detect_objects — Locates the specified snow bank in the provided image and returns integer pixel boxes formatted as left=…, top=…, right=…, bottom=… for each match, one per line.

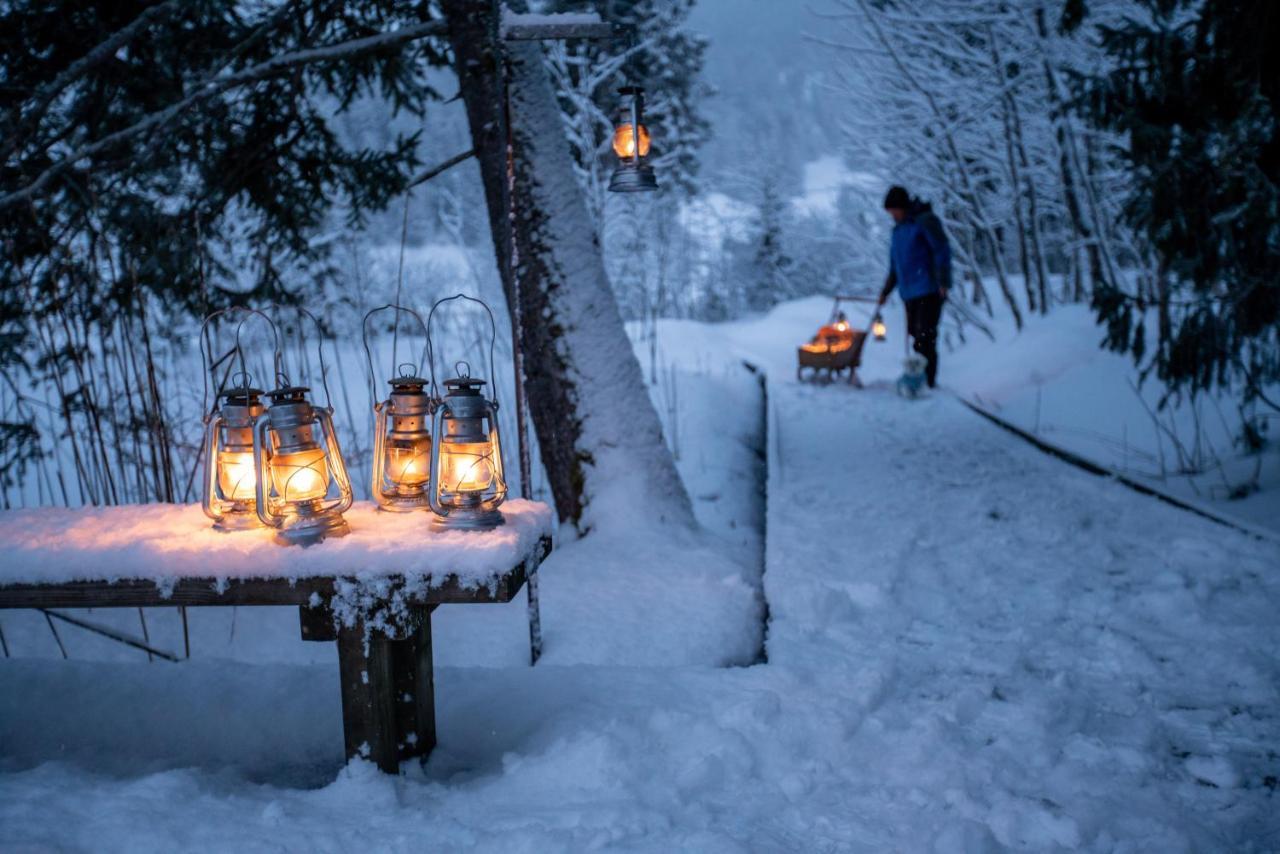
left=4, top=301, right=1278, bottom=851
left=0, top=500, right=552, bottom=588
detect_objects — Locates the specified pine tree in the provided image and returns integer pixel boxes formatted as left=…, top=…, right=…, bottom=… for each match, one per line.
left=1077, top=0, right=1280, bottom=411
left=0, top=0, right=448, bottom=498
left=745, top=177, right=794, bottom=313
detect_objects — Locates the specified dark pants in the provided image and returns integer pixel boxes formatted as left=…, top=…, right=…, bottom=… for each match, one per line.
left=905, top=292, right=943, bottom=387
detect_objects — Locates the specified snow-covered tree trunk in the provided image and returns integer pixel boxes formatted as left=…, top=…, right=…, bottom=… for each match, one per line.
left=442, top=0, right=694, bottom=532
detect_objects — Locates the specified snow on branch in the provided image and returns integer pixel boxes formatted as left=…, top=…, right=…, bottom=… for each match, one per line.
left=500, top=9, right=622, bottom=41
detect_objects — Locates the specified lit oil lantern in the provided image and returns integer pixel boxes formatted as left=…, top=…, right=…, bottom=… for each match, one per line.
left=372, top=372, right=435, bottom=512
left=252, top=383, right=353, bottom=546
left=199, top=307, right=281, bottom=531
left=364, top=305, right=435, bottom=512
left=202, top=382, right=266, bottom=530
left=608, top=85, right=658, bottom=193
left=428, top=367, right=507, bottom=530
left=872, top=312, right=888, bottom=342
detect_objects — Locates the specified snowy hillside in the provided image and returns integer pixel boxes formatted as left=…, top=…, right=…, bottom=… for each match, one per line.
left=3, top=304, right=1277, bottom=851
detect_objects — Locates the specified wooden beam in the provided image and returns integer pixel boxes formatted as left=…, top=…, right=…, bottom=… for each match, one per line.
left=0, top=536, right=550, bottom=610
left=502, top=21, right=626, bottom=41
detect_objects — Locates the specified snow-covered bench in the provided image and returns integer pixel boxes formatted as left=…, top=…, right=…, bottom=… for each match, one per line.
left=0, top=500, right=553, bottom=774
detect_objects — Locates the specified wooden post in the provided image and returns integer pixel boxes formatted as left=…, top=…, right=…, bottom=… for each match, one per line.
left=332, top=607, right=436, bottom=774
left=391, top=608, right=436, bottom=762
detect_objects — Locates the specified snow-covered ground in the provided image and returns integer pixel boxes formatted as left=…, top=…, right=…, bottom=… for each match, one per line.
left=3, top=299, right=1278, bottom=851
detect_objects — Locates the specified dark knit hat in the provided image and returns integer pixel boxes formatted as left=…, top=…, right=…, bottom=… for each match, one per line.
left=883, top=185, right=910, bottom=210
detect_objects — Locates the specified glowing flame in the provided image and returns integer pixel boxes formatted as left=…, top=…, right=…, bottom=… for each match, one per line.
left=612, top=122, right=651, bottom=159
left=270, top=447, right=329, bottom=502
left=217, top=451, right=257, bottom=501
left=439, top=442, right=496, bottom=494
left=387, top=439, right=431, bottom=487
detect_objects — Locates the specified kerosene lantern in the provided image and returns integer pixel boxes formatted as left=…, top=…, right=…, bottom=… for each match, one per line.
left=428, top=366, right=507, bottom=530
left=200, top=307, right=281, bottom=531
left=364, top=304, right=435, bottom=511
left=608, top=85, right=658, bottom=193
left=872, top=312, right=888, bottom=342
left=252, top=380, right=354, bottom=546
left=202, top=381, right=267, bottom=529
left=423, top=294, right=507, bottom=530
left=370, top=371, right=435, bottom=511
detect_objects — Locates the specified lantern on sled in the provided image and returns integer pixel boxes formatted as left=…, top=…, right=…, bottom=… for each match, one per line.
left=872, top=312, right=887, bottom=342
left=364, top=305, right=436, bottom=512
left=608, top=86, right=658, bottom=193
left=425, top=295, right=508, bottom=531
left=252, top=381, right=354, bottom=546
left=200, top=308, right=282, bottom=531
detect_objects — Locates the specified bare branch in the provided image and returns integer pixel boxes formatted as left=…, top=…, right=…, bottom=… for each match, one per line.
left=406, top=148, right=475, bottom=189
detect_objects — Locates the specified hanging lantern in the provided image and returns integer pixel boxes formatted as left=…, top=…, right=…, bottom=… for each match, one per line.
left=608, top=85, right=658, bottom=193
left=252, top=383, right=354, bottom=546
left=202, top=383, right=267, bottom=530
left=428, top=368, right=507, bottom=530
left=872, top=312, right=888, bottom=342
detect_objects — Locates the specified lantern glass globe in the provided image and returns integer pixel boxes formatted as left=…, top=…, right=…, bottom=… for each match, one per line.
left=386, top=437, right=432, bottom=488
left=612, top=122, right=651, bottom=159
left=270, top=447, right=330, bottom=502
left=217, top=450, right=257, bottom=500
left=440, top=442, right=497, bottom=494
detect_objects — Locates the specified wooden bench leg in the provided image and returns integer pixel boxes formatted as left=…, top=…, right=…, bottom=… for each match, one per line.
left=391, top=607, right=436, bottom=764
left=333, top=606, right=436, bottom=774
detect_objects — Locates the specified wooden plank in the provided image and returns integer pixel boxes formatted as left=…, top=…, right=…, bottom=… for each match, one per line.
left=0, top=537, right=550, bottom=610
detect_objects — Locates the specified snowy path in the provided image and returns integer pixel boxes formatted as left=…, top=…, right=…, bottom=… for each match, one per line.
left=3, top=368, right=1278, bottom=851
left=764, top=382, right=1280, bottom=848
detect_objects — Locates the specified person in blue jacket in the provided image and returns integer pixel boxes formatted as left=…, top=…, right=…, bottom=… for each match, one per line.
left=877, top=185, right=951, bottom=388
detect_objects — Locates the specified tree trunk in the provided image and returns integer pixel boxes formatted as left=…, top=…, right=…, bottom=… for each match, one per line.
left=441, top=0, right=694, bottom=532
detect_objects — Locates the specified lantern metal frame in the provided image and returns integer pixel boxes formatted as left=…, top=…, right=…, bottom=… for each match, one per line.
left=251, top=308, right=354, bottom=547
left=200, top=308, right=283, bottom=531
left=424, top=294, right=508, bottom=531
left=608, top=85, right=658, bottom=193
left=363, top=304, right=436, bottom=512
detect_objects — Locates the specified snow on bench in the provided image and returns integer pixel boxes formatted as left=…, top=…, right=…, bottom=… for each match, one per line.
left=0, top=499, right=553, bottom=591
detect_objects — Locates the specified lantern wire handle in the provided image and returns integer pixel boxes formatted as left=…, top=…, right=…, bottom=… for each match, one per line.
left=294, top=306, right=336, bottom=411
left=199, top=307, right=282, bottom=420
left=361, top=304, right=431, bottom=407
left=425, top=293, right=498, bottom=400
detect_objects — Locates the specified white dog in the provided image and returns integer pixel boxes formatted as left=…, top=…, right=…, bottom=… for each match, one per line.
left=896, top=355, right=928, bottom=398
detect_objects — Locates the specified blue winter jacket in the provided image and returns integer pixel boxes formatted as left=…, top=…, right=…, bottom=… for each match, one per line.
left=881, top=202, right=952, bottom=302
